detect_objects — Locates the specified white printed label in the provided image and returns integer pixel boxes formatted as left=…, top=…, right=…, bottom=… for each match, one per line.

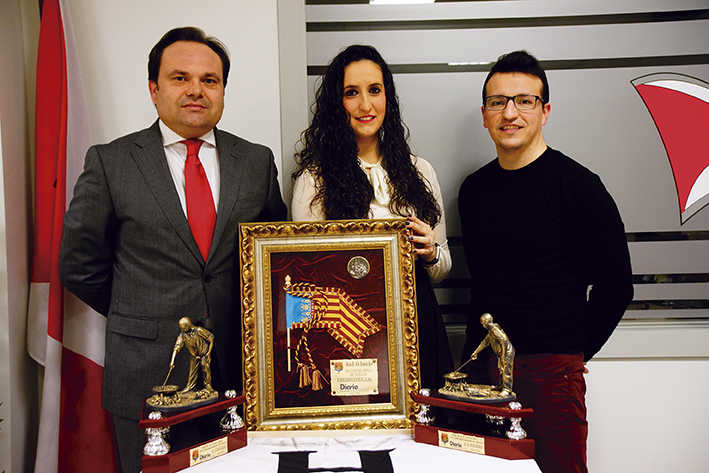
left=330, top=358, right=379, bottom=396
left=189, top=436, right=228, bottom=466
left=438, top=430, right=485, bottom=455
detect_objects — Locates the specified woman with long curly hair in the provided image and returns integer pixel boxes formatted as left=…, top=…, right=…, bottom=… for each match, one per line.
left=292, top=45, right=453, bottom=388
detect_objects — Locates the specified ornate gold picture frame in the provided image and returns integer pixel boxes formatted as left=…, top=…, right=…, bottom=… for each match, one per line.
left=239, top=219, right=420, bottom=431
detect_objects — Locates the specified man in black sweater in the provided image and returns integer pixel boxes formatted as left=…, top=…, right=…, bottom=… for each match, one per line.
left=458, top=51, right=633, bottom=473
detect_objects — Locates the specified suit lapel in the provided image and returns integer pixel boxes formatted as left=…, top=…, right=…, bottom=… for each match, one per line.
left=208, top=128, right=244, bottom=262
left=131, top=121, right=203, bottom=264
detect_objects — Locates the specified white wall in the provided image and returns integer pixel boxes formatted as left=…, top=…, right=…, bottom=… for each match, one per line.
left=586, top=322, right=709, bottom=472
left=587, top=357, right=709, bottom=473
left=0, top=0, right=35, bottom=472
left=65, top=0, right=285, bottom=176
left=276, top=0, right=309, bottom=209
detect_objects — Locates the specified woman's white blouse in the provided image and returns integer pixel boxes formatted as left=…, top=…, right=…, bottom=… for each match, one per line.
left=291, top=156, right=452, bottom=283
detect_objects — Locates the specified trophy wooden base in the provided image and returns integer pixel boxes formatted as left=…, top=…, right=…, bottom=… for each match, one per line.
left=414, top=424, right=534, bottom=460
left=141, top=428, right=246, bottom=473
left=412, top=392, right=535, bottom=460
left=140, top=394, right=247, bottom=472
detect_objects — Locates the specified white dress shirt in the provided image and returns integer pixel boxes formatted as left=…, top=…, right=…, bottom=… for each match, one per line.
left=159, top=120, right=220, bottom=216
left=358, top=157, right=393, bottom=218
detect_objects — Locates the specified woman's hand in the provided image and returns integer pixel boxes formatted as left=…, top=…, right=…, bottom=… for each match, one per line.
left=407, top=216, right=437, bottom=263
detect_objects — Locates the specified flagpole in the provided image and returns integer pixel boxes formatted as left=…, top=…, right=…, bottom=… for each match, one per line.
left=287, top=327, right=292, bottom=372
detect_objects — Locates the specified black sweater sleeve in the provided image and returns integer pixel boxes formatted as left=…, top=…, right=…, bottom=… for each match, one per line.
left=569, top=172, right=634, bottom=360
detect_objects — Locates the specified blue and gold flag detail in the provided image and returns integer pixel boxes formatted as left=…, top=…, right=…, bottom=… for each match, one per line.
left=286, top=293, right=312, bottom=328
left=286, top=281, right=382, bottom=357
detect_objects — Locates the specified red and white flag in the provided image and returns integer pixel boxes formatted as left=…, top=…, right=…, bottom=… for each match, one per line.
left=28, top=0, right=117, bottom=471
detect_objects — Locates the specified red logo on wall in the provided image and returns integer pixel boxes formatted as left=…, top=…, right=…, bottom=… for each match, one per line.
left=632, top=73, right=709, bottom=223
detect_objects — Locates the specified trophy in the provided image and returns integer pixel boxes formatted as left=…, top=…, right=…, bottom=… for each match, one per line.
left=411, top=314, right=535, bottom=461
left=146, top=317, right=218, bottom=411
left=140, top=317, right=247, bottom=473
left=438, top=313, right=515, bottom=403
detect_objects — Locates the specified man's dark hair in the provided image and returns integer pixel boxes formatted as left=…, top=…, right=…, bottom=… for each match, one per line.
left=482, top=50, right=549, bottom=105
left=148, top=26, right=230, bottom=86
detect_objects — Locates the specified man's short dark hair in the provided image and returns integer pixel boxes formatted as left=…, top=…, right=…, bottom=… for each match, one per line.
left=148, top=26, right=230, bottom=87
left=482, top=50, right=549, bottom=105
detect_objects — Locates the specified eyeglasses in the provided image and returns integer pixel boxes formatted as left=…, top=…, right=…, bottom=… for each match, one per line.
left=484, top=94, right=543, bottom=111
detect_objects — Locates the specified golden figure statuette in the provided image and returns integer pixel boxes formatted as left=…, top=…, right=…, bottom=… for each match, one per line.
left=146, top=317, right=219, bottom=411
left=438, top=313, right=516, bottom=404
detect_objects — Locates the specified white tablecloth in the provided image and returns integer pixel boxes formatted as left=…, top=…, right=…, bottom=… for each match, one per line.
left=186, top=432, right=541, bottom=472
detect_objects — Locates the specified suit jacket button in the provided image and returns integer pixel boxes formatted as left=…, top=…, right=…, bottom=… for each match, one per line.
left=204, top=274, right=213, bottom=283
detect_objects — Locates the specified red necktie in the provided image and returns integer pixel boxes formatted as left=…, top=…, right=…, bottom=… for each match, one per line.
left=182, top=139, right=216, bottom=261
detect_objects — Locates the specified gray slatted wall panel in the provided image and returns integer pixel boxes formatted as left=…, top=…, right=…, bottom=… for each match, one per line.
left=304, top=1, right=709, bottom=356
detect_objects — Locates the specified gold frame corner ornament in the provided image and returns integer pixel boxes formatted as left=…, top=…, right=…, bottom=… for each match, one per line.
left=239, top=219, right=420, bottom=431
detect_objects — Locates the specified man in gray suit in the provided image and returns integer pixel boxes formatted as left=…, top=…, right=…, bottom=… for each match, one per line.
left=59, top=27, right=286, bottom=473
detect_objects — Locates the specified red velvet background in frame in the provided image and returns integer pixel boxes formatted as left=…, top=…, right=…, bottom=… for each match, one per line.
left=270, top=249, right=391, bottom=408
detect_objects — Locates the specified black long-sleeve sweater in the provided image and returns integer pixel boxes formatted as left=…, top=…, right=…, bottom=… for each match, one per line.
left=458, top=147, right=633, bottom=362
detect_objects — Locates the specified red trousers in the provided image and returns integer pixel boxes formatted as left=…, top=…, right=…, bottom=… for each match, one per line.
left=513, top=353, right=588, bottom=473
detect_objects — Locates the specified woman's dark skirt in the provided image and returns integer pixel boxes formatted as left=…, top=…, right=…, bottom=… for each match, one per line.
left=414, top=260, right=453, bottom=390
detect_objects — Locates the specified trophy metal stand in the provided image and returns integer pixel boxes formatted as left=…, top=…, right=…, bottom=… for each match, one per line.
left=412, top=389, right=535, bottom=460
left=140, top=391, right=247, bottom=473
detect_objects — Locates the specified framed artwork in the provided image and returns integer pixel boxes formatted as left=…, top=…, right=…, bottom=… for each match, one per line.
left=239, top=219, right=420, bottom=430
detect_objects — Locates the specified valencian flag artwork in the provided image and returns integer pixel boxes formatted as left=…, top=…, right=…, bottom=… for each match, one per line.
left=284, top=275, right=384, bottom=391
